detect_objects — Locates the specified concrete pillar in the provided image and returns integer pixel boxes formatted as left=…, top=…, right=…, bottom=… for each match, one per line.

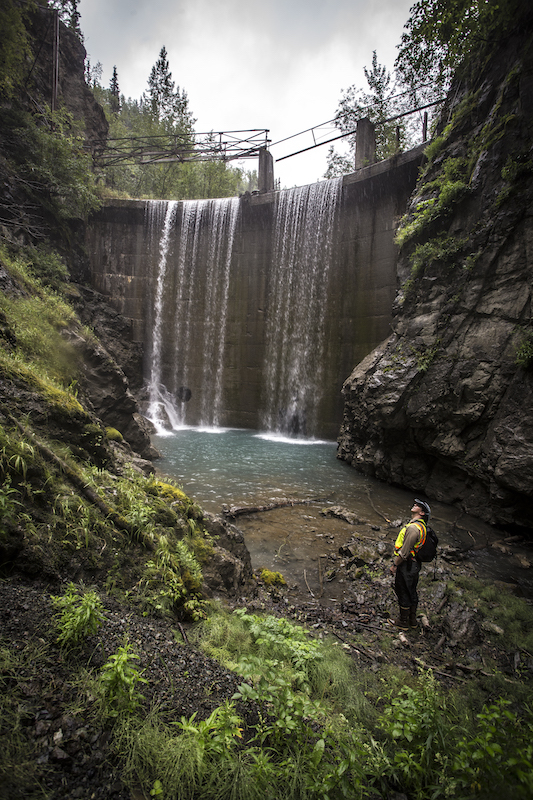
left=258, top=147, right=274, bottom=192
left=355, top=118, right=376, bottom=169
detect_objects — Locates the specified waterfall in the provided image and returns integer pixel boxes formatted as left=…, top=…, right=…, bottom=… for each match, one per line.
left=146, top=200, right=181, bottom=431
left=261, top=178, right=342, bottom=437
left=145, top=196, right=240, bottom=432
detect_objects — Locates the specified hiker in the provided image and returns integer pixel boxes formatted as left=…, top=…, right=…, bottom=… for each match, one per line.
left=389, top=498, right=431, bottom=630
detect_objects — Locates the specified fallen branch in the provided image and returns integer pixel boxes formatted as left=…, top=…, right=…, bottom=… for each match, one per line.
left=413, top=656, right=467, bottom=682
left=303, top=569, right=315, bottom=597
left=176, top=622, right=189, bottom=645
left=222, top=498, right=323, bottom=518
left=436, top=595, right=449, bottom=613
left=365, top=486, right=392, bottom=524
left=327, top=629, right=375, bottom=660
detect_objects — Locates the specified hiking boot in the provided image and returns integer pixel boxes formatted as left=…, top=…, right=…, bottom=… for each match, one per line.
left=409, top=604, right=418, bottom=628
left=389, top=606, right=410, bottom=630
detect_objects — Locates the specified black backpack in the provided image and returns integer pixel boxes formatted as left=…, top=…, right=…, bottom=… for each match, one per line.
left=416, top=525, right=438, bottom=562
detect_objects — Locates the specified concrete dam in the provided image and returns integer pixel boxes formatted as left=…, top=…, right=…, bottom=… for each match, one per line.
left=85, top=146, right=424, bottom=440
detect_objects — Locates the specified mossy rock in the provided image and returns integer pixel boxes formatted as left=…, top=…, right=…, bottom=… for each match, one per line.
left=105, top=426, right=123, bottom=442
left=260, top=568, right=286, bottom=586
left=148, top=480, right=189, bottom=503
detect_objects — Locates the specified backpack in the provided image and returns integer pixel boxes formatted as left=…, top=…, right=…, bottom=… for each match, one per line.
left=416, top=525, right=438, bottom=562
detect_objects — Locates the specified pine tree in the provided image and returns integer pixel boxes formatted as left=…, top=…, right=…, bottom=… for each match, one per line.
left=109, top=65, right=121, bottom=114
left=145, top=46, right=195, bottom=133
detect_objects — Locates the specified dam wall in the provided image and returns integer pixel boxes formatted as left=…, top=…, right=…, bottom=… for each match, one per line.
left=85, top=145, right=425, bottom=439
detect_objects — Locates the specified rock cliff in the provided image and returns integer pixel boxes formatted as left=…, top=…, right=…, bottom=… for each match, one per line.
left=338, top=20, right=533, bottom=531
left=0, top=5, right=154, bottom=460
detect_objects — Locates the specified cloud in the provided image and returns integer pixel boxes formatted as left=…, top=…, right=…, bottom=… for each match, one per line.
left=79, top=0, right=414, bottom=187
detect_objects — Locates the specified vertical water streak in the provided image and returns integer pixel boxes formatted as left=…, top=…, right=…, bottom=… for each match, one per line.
left=262, top=177, right=342, bottom=437
left=199, top=197, right=240, bottom=426
left=146, top=200, right=180, bottom=430
left=146, top=196, right=240, bottom=431
left=171, top=199, right=205, bottom=423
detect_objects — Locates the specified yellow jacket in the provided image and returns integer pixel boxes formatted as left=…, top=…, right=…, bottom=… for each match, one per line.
left=394, top=519, right=427, bottom=560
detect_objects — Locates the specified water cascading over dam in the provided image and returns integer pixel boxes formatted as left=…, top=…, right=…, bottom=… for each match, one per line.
left=145, top=196, right=240, bottom=431
left=261, top=178, right=342, bottom=436
left=85, top=147, right=425, bottom=439
left=143, top=180, right=342, bottom=436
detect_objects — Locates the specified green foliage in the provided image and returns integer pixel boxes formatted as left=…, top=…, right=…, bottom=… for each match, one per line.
left=414, top=341, right=440, bottom=373
left=144, top=534, right=205, bottom=618
left=0, top=0, right=34, bottom=98
left=0, top=478, right=20, bottom=537
left=0, top=244, right=81, bottom=392
left=92, top=58, right=257, bottom=200
left=0, top=640, right=48, bottom=797
left=25, top=244, right=69, bottom=290
left=145, top=46, right=195, bottom=132
left=99, top=639, right=147, bottom=717
left=115, top=704, right=246, bottom=800
left=395, top=0, right=529, bottom=91
left=409, top=234, right=467, bottom=279
left=515, top=328, right=533, bottom=370
left=326, top=51, right=408, bottom=177
left=452, top=699, right=533, bottom=799
left=0, top=424, right=43, bottom=490
left=51, top=582, right=104, bottom=647
left=21, top=106, right=101, bottom=220
left=197, top=608, right=360, bottom=720
left=378, top=671, right=451, bottom=796
left=49, top=1, right=83, bottom=39
left=396, top=157, right=469, bottom=247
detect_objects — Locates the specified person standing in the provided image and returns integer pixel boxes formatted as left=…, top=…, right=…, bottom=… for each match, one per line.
left=389, top=499, right=431, bottom=630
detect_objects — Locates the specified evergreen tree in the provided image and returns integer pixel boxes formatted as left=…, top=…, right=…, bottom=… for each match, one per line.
left=49, top=0, right=83, bottom=41
left=145, top=46, right=195, bottom=133
left=109, top=66, right=121, bottom=115
left=89, top=46, right=254, bottom=200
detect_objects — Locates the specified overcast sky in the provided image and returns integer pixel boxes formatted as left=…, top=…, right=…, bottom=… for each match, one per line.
left=79, top=0, right=415, bottom=189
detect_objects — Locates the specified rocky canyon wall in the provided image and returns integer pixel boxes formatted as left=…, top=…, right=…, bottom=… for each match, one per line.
left=337, top=22, right=533, bottom=530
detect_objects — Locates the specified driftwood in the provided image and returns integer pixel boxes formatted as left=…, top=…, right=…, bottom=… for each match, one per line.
left=413, top=656, right=467, bottom=682
left=303, top=569, right=315, bottom=597
left=221, top=497, right=323, bottom=518
left=365, top=486, right=392, bottom=524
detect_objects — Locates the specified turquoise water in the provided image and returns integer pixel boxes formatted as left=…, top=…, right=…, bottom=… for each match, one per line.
left=152, top=427, right=366, bottom=515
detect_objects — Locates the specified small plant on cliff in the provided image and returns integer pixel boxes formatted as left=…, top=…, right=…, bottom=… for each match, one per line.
left=515, top=328, right=533, bottom=370
left=396, top=158, right=469, bottom=249
left=143, top=534, right=205, bottom=619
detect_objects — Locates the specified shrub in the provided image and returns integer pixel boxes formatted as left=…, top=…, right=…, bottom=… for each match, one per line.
left=51, top=582, right=104, bottom=648
left=99, top=640, right=147, bottom=717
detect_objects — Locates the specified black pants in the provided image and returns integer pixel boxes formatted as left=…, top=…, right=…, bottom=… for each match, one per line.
left=394, top=558, right=421, bottom=607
